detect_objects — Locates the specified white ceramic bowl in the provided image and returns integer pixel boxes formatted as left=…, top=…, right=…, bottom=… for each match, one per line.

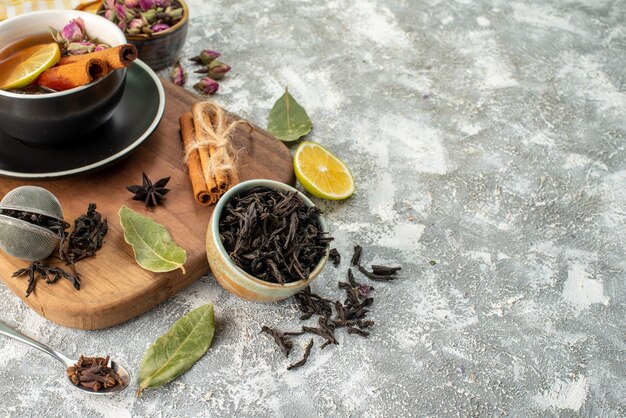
left=206, top=179, right=330, bottom=302
left=0, top=10, right=127, bottom=145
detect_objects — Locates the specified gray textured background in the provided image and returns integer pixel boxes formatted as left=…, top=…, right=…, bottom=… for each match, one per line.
left=1, top=0, right=626, bottom=416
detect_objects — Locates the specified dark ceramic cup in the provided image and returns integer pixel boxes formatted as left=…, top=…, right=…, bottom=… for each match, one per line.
left=0, top=11, right=127, bottom=146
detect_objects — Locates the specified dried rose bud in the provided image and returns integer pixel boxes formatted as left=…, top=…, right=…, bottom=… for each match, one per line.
left=67, top=41, right=96, bottom=55
left=194, top=77, right=219, bottom=95
left=190, top=49, right=221, bottom=65
left=61, top=17, right=86, bottom=43
left=49, top=27, right=65, bottom=45
left=124, top=0, right=140, bottom=7
left=104, top=10, right=115, bottom=21
left=165, top=6, right=183, bottom=20
left=115, top=3, right=135, bottom=23
left=155, top=0, right=171, bottom=7
left=151, top=22, right=170, bottom=33
left=126, top=18, right=144, bottom=34
left=104, top=0, right=116, bottom=10
left=141, top=10, right=157, bottom=24
left=207, top=60, right=231, bottom=80
left=170, top=61, right=186, bottom=86
left=139, top=0, right=156, bottom=11
left=94, top=44, right=109, bottom=52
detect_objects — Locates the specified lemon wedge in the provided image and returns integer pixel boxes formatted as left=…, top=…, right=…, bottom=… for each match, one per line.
left=294, top=141, right=355, bottom=200
left=0, top=43, right=60, bottom=90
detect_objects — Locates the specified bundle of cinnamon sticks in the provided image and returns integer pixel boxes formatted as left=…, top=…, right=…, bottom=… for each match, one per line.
left=180, top=102, right=245, bottom=205
left=37, top=44, right=138, bottom=91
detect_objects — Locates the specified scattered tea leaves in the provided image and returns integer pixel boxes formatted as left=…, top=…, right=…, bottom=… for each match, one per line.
left=137, top=303, right=215, bottom=396
left=329, top=248, right=341, bottom=267
left=12, top=261, right=80, bottom=297
left=267, top=88, right=312, bottom=142
left=260, top=326, right=303, bottom=357
left=261, top=244, right=402, bottom=370
left=350, top=245, right=362, bottom=266
left=371, top=265, right=402, bottom=275
left=357, top=264, right=399, bottom=282
left=287, top=339, right=314, bottom=370
left=119, top=205, right=187, bottom=273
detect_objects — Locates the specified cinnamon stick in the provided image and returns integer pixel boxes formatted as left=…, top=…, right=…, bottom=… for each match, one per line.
left=179, top=112, right=214, bottom=206
left=180, top=102, right=243, bottom=205
left=59, top=44, right=138, bottom=69
left=191, top=104, right=220, bottom=195
left=36, top=58, right=108, bottom=91
left=191, top=102, right=241, bottom=193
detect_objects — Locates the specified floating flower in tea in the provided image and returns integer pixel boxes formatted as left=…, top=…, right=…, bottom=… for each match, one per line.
left=60, top=17, right=86, bottom=43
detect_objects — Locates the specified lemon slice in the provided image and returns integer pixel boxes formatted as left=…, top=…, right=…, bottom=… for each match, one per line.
left=294, top=141, right=355, bottom=200
left=0, top=43, right=60, bottom=90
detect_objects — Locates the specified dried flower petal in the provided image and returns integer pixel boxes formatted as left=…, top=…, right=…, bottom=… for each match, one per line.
left=170, top=61, right=187, bottom=86
left=139, top=0, right=157, bottom=11
left=67, top=41, right=96, bottom=55
left=151, top=22, right=170, bottom=33
left=194, top=77, right=219, bottom=95
left=124, top=0, right=140, bottom=7
left=61, top=17, right=85, bottom=43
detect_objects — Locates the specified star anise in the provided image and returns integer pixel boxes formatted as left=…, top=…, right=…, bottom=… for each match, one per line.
left=126, top=172, right=170, bottom=207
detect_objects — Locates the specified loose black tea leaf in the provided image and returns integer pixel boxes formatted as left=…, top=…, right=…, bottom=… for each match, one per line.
left=127, top=172, right=171, bottom=207
left=261, top=244, right=400, bottom=370
left=357, top=264, right=398, bottom=282
left=371, top=265, right=402, bottom=275
left=67, top=356, right=123, bottom=392
left=350, top=245, right=362, bottom=266
left=303, top=316, right=337, bottom=350
left=287, top=339, right=314, bottom=370
left=260, top=326, right=303, bottom=357
left=61, top=203, right=108, bottom=266
left=12, top=261, right=80, bottom=297
left=219, top=187, right=332, bottom=284
left=347, top=327, right=370, bottom=337
left=294, top=286, right=333, bottom=320
left=329, top=248, right=341, bottom=267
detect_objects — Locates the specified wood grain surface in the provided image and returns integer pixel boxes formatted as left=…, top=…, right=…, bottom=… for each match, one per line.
left=0, top=79, right=295, bottom=330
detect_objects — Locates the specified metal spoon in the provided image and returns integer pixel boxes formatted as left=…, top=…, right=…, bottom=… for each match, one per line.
left=0, top=321, right=130, bottom=394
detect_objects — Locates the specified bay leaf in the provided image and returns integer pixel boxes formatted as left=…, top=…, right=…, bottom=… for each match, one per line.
left=118, top=205, right=187, bottom=273
left=267, top=87, right=312, bottom=142
left=137, top=303, right=215, bottom=396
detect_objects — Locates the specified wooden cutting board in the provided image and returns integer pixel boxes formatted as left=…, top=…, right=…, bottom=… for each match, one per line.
left=0, top=79, right=295, bottom=330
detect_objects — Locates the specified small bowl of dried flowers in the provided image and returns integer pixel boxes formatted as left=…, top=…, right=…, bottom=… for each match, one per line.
left=206, top=179, right=332, bottom=302
left=97, top=0, right=189, bottom=70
